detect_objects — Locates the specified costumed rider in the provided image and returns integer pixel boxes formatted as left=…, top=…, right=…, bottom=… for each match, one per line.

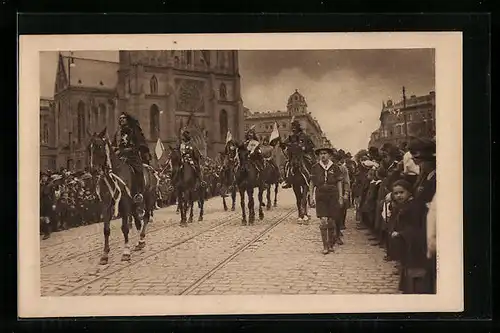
left=175, top=126, right=205, bottom=187
left=241, top=125, right=265, bottom=174
left=281, top=119, right=315, bottom=188
left=261, top=136, right=280, bottom=175
left=112, top=112, right=152, bottom=205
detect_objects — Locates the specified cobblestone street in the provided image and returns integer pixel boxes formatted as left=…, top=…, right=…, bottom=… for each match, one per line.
left=40, top=189, right=400, bottom=296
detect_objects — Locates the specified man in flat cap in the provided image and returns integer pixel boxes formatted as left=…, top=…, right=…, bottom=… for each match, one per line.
left=310, top=146, right=345, bottom=254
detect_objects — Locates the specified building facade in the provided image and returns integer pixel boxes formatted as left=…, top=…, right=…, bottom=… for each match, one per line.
left=369, top=91, right=436, bottom=148
left=44, top=50, right=245, bottom=171
left=243, top=90, right=332, bottom=149
left=40, top=98, right=57, bottom=171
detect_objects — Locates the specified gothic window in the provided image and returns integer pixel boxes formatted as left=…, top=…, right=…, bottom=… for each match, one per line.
left=150, top=75, right=158, bottom=95
left=77, top=101, right=86, bottom=143
left=201, top=50, right=210, bottom=66
left=99, top=104, right=107, bottom=128
left=92, top=106, right=99, bottom=130
left=219, top=83, right=227, bottom=100
left=186, top=51, right=192, bottom=65
left=219, top=109, right=228, bottom=141
left=150, top=104, right=160, bottom=140
left=174, top=56, right=180, bottom=66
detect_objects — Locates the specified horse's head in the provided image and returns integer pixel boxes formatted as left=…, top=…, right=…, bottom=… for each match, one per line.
left=87, top=127, right=112, bottom=173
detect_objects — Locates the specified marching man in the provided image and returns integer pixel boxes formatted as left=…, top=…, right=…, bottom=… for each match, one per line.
left=310, top=146, right=345, bottom=254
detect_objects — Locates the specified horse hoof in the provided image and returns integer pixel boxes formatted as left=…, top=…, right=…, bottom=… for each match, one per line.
left=99, top=257, right=108, bottom=265
left=180, top=223, right=187, bottom=227
left=188, top=218, right=193, bottom=223
left=121, top=254, right=131, bottom=261
left=231, top=207, right=235, bottom=211
left=259, top=213, right=264, bottom=220
left=133, top=242, right=145, bottom=251
left=266, top=205, right=271, bottom=211
left=224, top=207, right=228, bottom=211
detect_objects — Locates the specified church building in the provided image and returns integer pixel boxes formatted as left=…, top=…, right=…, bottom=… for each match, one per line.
left=43, top=50, right=245, bottom=171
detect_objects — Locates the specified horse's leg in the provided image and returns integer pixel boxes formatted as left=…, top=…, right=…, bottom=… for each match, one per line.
left=266, top=184, right=271, bottom=210
left=188, top=193, right=194, bottom=223
left=99, top=203, right=113, bottom=265
left=293, top=184, right=304, bottom=221
left=248, top=187, right=255, bottom=224
left=240, top=187, right=247, bottom=225
left=179, top=192, right=187, bottom=227
left=222, top=195, right=228, bottom=211
left=258, top=185, right=265, bottom=220
left=198, top=195, right=204, bottom=221
left=120, top=199, right=131, bottom=261
left=134, top=191, right=151, bottom=251
left=231, top=187, right=236, bottom=211
left=302, top=185, right=310, bottom=224
left=274, top=182, right=278, bottom=207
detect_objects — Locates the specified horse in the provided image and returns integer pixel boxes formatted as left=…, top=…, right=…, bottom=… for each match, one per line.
left=168, top=146, right=205, bottom=226
left=283, top=142, right=312, bottom=222
left=235, top=144, right=265, bottom=225
left=260, top=145, right=281, bottom=210
left=87, top=128, right=157, bottom=265
left=220, top=145, right=238, bottom=212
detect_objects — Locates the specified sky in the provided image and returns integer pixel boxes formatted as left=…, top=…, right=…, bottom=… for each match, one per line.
left=40, top=49, right=435, bottom=154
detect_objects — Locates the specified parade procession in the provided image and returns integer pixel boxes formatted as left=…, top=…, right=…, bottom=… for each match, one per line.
left=38, top=49, right=437, bottom=297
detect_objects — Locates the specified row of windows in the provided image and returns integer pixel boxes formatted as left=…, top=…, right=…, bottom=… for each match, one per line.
left=149, top=104, right=230, bottom=142
left=149, top=75, right=228, bottom=100
left=244, top=122, right=288, bottom=131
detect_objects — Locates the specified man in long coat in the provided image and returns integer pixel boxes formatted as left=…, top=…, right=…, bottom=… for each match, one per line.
left=310, top=147, right=345, bottom=254
left=112, top=112, right=151, bottom=201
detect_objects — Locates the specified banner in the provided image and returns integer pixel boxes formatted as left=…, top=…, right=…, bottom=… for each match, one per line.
left=155, top=137, right=165, bottom=160
left=269, top=121, right=280, bottom=145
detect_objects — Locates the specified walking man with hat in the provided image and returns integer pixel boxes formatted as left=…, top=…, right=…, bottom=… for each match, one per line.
left=310, top=146, right=345, bottom=254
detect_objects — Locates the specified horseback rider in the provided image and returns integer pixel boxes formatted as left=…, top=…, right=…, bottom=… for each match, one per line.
left=281, top=119, right=315, bottom=188
left=173, top=126, right=205, bottom=187
left=240, top=125, right=265, bottom=174
left=261, top=136, right=280, bottom=174
left=112, top=112, right=151, bottom=203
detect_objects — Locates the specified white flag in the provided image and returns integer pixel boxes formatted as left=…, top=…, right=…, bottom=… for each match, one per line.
left=269, top=121, right=280, bottom=144
left=155, top=137, right=164, bottom=160
left=226, top=130, right=233, bottom=144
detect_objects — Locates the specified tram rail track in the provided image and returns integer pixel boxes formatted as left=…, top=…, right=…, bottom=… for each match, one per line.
left=179, top=208, right=294, bottom=295
left=42, top=210, right=240, bottom=269
left=59, top=209, right=257, bottom=296
left=40, top=205, right=226, bottom=250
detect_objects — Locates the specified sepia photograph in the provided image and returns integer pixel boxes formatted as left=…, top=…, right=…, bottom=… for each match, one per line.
left=19, top=33, right=463, bottom=317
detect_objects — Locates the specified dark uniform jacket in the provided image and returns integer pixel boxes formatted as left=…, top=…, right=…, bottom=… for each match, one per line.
left=311, top=160, right=344, bottom=218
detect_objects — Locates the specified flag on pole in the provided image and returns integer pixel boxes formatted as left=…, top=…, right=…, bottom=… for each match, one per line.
left=226, top=130, right=233, bottom=144
left=269, top=121, right=280, bottom=146
left=155, top=137, right=165, bottom=160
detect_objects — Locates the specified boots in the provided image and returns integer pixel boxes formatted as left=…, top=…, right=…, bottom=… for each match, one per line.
left=327, top=227, right=335, bottom=252
left=320, top=226, right=329, bottom=254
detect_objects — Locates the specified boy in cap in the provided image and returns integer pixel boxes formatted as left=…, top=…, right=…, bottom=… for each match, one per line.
left=310, top=146, right=345, bottom=254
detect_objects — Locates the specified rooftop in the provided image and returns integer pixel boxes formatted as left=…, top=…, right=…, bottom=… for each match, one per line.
left=60, top=55, right=119, bottom=91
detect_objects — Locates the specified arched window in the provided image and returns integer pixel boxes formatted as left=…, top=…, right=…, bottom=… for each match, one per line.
left=150, top=104, right=160, bottom=140
left=219, top=109, right=228, bottom=141
left=186, top=51, right=192, bottom=65
left=150, top=75, right=158, bottom=95
left=77, top=101, right=86, bottom=143
left=43, top=123, right=49, bottom=144
left=99, top=104, right=107, bottom=129
left=219, top=83, right=227, bottom=100
left=92, top=106, right=99, bottom=131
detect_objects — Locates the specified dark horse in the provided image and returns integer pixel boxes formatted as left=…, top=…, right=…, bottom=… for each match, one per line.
left=169, top=147, right=205, bottom=226
left=235, top=144, right=265, bottom=225
left=282, top=142, right=312, bottom=222
left=261, top=145, right=281, bottom=210
left=87, top=128, right=157, bottom=265
left=220, top=144, right=238, bottom=212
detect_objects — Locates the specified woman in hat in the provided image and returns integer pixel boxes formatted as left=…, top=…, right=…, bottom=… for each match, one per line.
left=310, top=146, right=345, bottom=254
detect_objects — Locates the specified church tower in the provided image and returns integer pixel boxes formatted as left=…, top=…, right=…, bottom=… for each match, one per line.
left=116, top=50, right=245, bottom=158
left=287, top=89, right=308, bottom=115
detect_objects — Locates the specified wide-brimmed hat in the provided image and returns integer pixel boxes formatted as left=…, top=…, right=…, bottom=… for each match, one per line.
left=315, top=147, right=334, bottom=156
